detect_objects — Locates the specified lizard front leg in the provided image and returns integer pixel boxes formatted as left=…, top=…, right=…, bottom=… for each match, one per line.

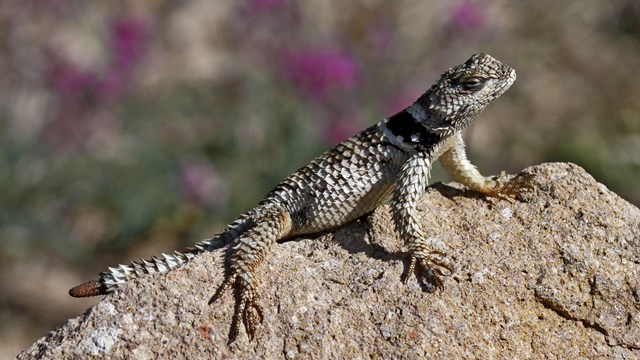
left=210, top=204, right=292, bottom=342
left=393, top=151, right=453, bottom=288
left=440, top=133, right=531, bottom=197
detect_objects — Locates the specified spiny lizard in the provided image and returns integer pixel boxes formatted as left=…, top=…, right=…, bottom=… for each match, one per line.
left=70, top=53, right=527, bottom=342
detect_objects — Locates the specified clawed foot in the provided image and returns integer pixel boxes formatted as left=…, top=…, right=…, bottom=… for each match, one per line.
left=485, top=172, right=535, bottom=201
left=499, top=172, right=535, bottom=195
left=402, top=239, right=454, bottom=290
left=209, top=272, right=264, bottom=343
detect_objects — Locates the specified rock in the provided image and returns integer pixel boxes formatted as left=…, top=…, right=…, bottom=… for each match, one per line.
left=17, top=163, right=640, bottom=359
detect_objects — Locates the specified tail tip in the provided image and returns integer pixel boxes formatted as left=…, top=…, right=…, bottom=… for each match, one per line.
left=69, top=280, right=107, bottom=297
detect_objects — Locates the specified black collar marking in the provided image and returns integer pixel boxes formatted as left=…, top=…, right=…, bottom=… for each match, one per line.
left=386, top=110, right=441, bottom=151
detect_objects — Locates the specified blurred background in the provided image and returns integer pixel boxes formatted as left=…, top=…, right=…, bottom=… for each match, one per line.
left=1, top=0, right=639, bottom=357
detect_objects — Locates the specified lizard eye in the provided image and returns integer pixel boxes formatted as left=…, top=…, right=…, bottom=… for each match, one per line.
left=460, top=75, right=486, bottom=91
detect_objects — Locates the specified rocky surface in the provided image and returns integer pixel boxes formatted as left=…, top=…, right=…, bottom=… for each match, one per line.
left=17, top=163, right=640, bottom=359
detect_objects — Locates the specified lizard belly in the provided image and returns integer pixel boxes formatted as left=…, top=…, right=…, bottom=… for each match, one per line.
left=292, top=168, right=398, bottom=235
left=267, top=141, right=406, bottom=236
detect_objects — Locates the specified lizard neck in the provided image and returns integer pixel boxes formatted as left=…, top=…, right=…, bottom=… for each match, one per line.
left=379, top=104, right=443, bottom=154
left=410, top=97, right=479, bottom=136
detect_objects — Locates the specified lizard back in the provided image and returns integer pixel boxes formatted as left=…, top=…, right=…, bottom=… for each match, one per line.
left=262, top=125, right=408, bottom=236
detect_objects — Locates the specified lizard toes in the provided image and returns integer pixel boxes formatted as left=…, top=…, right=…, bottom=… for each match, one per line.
left=496, top=172, right=536, bottom=197
left=209, top=273, right=236, bottom=305
left=403, top=250, right=454, bottom=290
left=242, top=298, right=264, bottom=341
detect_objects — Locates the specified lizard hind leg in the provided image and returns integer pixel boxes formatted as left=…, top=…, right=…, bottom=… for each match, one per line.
left=208, top=204, right=292, bottom=343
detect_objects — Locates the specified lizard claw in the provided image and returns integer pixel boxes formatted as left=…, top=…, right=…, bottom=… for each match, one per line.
left=494, top=172, right=535, bottom=199
left=235, top=275, right=264, bottom=341
left=211, top=271, right=264, bottom=343
left=402, top=243, right=454, bottom=290
left=240, top=294, right=264, bottom=341
left=209, top=274, right=234, bottom=306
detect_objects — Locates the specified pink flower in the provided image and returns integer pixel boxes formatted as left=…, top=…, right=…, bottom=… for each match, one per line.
left=94, top=16, right=149, bottom=101
left=385, top=93, right=416, bottom=116
left=180, top=160, right=226, bottom=208
left=450, top=1, right=486, bottom=31
left=44, top=15, right=149, bottom=149
left=47, top=15, right=149, bottom=103
left=322, top=114, right=362, bottom=147
left=110, top=17, right=149, bottom=72
left=47, top=59, right=96, bottom=97
left=282, top=49, right=359, bottom=101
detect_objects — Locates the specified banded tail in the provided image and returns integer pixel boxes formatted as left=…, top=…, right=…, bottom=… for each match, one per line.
left=69, top=214, right=254, bottom=298
left=69, top=239, right=217, bottom=297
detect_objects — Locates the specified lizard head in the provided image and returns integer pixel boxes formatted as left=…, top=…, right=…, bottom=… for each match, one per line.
left=413, top=53, right=516, bottom=137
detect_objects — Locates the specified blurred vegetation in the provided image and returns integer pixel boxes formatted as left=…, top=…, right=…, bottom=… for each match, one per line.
left=1, top=0, right=639, bottom=357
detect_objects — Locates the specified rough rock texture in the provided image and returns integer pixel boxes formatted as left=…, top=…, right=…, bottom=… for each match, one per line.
left=17, top=163, right=640, bottom=359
